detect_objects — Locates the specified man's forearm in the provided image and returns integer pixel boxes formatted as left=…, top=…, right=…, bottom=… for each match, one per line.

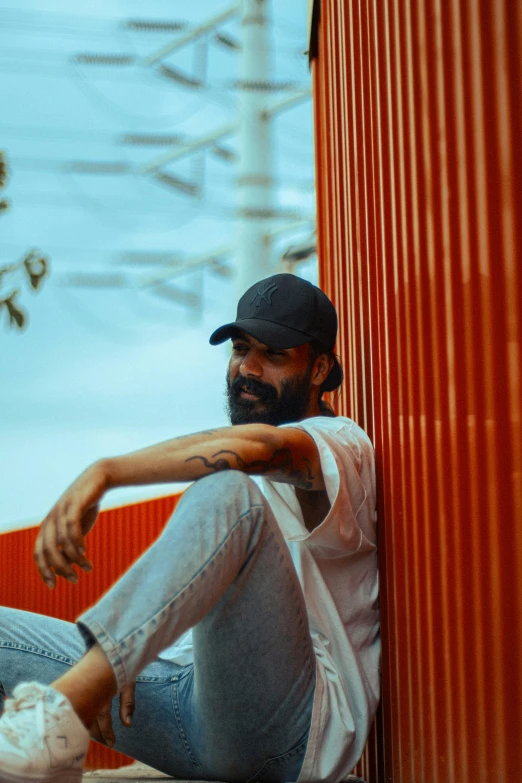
left=100, top=423, right=321, bottom=491
left=33, top=423, right=322, bottom=588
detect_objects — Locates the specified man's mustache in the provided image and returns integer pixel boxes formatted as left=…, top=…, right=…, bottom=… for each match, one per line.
left=230, top=375, right=278, bottom=404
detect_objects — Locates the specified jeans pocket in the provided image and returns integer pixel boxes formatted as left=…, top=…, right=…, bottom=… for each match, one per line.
left=246, top=733, right=309, bottom=783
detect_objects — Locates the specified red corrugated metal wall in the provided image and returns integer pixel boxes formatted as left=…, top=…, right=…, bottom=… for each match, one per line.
left=0, top=494, right=180, bottom=770
left=313, top=1, right=521, bottom=782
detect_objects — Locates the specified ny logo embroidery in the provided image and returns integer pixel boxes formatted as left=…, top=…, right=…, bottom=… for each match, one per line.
left=250, top=281, right=278, bottom=310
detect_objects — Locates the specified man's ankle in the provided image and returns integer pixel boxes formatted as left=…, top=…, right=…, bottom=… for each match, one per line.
left=52, top=643, right=117, bottom=729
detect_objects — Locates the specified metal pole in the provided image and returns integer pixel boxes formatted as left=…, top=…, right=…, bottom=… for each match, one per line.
left=236, top=0, right=273, bottom=296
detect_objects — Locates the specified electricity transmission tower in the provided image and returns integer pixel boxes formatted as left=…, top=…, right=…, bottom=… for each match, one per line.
left=64, top=0, right=315, bottom=312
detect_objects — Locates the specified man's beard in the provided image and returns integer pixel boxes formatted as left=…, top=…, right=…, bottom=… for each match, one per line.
left=226, top=370, right=312, bottom=426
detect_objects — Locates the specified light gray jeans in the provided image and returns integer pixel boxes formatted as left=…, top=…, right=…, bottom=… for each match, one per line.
left=0, top=472, right=315, bottom=782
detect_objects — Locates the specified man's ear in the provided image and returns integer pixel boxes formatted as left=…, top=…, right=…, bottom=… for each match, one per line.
left=311, top=353, right=334, bottom=387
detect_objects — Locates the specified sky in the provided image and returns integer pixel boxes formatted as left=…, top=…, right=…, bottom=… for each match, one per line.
left=0, top=0, right=317, bottom=531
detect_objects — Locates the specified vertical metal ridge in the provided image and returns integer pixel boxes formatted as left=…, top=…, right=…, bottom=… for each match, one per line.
left=313, top=0, right=522, bottom=780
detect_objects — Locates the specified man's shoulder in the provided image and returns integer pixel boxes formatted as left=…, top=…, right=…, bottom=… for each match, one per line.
left=283, top=415, right=374, bottom=468
left=289, top=414, right=371, bottom=442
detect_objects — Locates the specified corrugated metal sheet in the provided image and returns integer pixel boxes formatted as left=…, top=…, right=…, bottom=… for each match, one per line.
left=0, top=494, right=180, bottom=769
left=312, top=1, right=522, bottom=781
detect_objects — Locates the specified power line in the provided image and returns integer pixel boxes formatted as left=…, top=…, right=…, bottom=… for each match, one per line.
left=0, top=127, right=309, bottom=165
left=0, top=242, right=189, bottom=267
left=52, top=286, right=146, bottom=345
left=0, top=124, right=185, bottom=146
left=8, top=157, right=132, bottom=174
left=11, top=187, right=236, bottom=220
left=66, top=57, right=237, bottom=126
left=0, top=19, right=122, bottom=40
left=0, top=9, right=189, bottom=39
left=0, top=7, right=133, bottom=26
left=0, top=61, right=152, bottom=84
left=67, top=63, right=207, bottom=125
left=0, top=7, right=190, bottom=31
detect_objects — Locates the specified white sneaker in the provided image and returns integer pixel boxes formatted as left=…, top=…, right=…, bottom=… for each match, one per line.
left=0, top=682, right=90, bottom=782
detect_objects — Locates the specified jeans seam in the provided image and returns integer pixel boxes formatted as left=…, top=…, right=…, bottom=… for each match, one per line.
left=77, top=617, right=127, bottom=692
left=135, top=675, right=171, bottom=683
left=245, top=734, right=310, bottom=783
left=170, top=668, right=204, bottom=776
left=0, top=642, right=76, bottom=667
left=0, top=636, right=181, bottom=684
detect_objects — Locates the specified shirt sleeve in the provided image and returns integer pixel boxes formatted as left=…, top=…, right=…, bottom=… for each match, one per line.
left=281, top=416, right=377, bottom=553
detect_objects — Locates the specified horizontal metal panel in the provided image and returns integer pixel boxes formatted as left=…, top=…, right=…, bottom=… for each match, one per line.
left=0, top=494, right=180, bottom=770
left=312, top=0, right=522, bottom=781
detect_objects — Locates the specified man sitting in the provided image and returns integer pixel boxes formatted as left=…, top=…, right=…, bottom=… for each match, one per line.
left=0, top=274, right=380, bottom=783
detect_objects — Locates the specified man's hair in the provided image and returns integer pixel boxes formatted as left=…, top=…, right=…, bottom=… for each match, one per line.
left=308, top=340, right=342, bottom=417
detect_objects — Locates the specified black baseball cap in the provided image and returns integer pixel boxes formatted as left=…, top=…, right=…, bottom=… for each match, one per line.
left=209, top=273, right=343, bottom=392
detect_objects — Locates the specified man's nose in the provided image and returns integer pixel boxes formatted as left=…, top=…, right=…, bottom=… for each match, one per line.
left=239, top=349, right=263, bottom=377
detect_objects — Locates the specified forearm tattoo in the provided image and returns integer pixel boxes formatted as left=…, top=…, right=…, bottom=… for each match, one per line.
left=185, top=448, right=314, bottom=489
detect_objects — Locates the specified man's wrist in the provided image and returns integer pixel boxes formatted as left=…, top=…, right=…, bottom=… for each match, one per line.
left=89, top=458, right=113, bottom=492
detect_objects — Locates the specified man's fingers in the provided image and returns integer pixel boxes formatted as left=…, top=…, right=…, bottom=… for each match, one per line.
left=89, top=717, right=104, bottom=743
left=93, top=704, right=115, bottom=748
left=33, top=466, right=107, bottom=587
left=34, top=518, right=76, bottom=586
left=41, top=520, right=78, bottom=582
left=34, top=507, right=94, bottom=588
left=119, top=682, right=136, bottom=727
left=55, top=505, right=88, bottom=565
left=82, top=503, right=100, bottom=537
left=62, top=550, right=94, bottom=574
left=33, top=533, right=56, bottom=589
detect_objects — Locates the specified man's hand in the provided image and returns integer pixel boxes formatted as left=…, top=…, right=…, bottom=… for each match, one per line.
left=89, top=683, right=136, bottom=747
left=34, top=461, right=108, bottom=588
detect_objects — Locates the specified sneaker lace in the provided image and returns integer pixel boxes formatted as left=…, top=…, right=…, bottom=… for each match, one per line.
left=2, top=688, right=47, bottom=751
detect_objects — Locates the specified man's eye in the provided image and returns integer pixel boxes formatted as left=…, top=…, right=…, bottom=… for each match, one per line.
left=232, top=344, right=248, bottom=352
left=267, top=349, right=285, bottom=357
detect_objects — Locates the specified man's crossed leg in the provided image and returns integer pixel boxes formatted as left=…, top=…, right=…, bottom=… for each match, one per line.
left=0, top=473, right=315, bottom=783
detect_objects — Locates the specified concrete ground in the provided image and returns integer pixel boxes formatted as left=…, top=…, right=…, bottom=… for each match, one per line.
left=83, top=761, right=179, bottom=781
left=83, top=763, right=367, bottom=783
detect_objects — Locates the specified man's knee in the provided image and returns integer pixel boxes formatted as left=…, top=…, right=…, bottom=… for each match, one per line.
left=190, top=469, right=261, bottom=497
left=177, top=470, right=265, bottom=517
left=196, top=469, right=257, bottom=491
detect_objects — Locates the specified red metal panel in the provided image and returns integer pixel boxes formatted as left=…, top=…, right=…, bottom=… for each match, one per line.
left=0, top=494, right=181, bottom=769
left=313, top=0, right=522, bottom=781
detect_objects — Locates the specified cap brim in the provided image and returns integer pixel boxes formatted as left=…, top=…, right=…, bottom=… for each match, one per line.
left=209, top=318, right=314, bottom=349
left=209, top=318, right=343, bottom=392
